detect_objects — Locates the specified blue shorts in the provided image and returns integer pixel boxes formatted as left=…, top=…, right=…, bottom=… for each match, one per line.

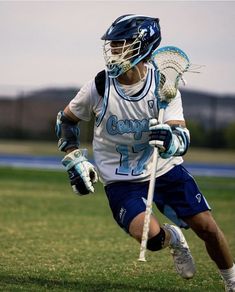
left=105, top=164, right=211, bottom=233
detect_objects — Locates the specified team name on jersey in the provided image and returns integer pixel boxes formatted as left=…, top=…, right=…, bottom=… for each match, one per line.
left=106, top=115, right=149, bottom=140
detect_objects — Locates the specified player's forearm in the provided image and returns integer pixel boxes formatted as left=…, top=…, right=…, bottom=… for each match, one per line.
left=165, top=120, right=186, bottom=128
left=55, top=106, right=81, bottom=152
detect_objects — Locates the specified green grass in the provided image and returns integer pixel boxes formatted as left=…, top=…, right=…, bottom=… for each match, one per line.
left=0, top=167, right=234, bottom=291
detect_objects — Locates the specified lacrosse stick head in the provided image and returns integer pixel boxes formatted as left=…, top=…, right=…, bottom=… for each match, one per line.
left=151, top=46, right=191, bottom=102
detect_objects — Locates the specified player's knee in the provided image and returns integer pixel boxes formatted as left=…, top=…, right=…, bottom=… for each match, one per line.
left=147, top=228, right=166, bottom=251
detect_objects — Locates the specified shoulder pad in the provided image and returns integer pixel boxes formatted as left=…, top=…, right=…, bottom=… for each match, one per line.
left=95, top=70, right=106, bottom=97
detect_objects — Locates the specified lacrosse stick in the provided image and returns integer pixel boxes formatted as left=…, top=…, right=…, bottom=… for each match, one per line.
left=138, top=46, right=192, bottom=262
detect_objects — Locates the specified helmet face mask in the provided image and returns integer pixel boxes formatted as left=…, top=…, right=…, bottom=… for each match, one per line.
left=103, top=39, right=142, bottom=78
left=101, top=14, right=161, bottom=78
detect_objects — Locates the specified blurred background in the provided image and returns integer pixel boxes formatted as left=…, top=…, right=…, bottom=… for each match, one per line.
left=1, top=3, right=235, bottom=290
left=0, top=1, right=235, bottom=155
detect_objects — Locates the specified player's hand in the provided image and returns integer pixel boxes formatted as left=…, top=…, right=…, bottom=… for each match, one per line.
left=149, top=119, right=178, bottom=158
left=62, top=149, right=98, bottom=195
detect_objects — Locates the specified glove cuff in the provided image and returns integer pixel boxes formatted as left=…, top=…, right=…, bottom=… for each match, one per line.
left=62, top=149, right=87, bottom=170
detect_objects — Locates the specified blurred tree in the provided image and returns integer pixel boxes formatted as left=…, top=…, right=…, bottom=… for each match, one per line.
left=187, top=121, right=207, bottom=147
left=224, top=122, right=235, bottom=149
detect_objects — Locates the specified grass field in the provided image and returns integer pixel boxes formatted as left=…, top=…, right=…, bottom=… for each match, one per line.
left=0, top=167, right=234, bottom=291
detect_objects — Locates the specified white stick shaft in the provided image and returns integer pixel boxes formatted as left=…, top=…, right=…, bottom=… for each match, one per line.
left=138, top=108, right=165, bottom=262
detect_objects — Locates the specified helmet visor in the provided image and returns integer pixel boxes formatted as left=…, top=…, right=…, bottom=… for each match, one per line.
left=103, top=39, right=141, bottom=76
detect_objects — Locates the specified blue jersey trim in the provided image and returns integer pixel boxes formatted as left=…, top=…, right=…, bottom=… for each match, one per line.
left=112, top=69, right=153, bottom=102
left=95, top=71, right=110, bottom=127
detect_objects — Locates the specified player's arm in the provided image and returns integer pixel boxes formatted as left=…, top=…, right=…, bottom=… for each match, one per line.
left=149, top=119, right=190, bottom=159
left=55, top=105, right=98, bottom=195
left=55, top=106, right=80, bottom=153
left=64, top=106, right=80, bottom=123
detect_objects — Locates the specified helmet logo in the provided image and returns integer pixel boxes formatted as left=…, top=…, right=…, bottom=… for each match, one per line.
left=150, top=25, right=155, bottom=36
left=140, top=23, right=157, bottom=40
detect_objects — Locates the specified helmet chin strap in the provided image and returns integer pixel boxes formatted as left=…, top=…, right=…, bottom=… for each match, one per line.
left=115, top=61, right=147, bottom=85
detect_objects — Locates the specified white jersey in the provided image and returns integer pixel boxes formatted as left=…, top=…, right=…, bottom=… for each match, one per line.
left=69, top=63, right=184, bottom=185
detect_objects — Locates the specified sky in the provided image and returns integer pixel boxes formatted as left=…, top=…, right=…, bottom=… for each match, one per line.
left=0, top=1, right=235, bottom=96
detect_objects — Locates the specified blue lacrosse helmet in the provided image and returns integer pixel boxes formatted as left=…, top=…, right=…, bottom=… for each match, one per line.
left=101, top=14, right=161, bottom=78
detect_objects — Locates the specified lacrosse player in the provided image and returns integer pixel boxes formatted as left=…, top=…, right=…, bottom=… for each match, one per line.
left=56, top=14, right=235, bottom=291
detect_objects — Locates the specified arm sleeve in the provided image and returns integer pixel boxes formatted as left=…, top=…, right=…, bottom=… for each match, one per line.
left=163, top=90, right=185, bottom=123
left=69, top=79, right=100, bottom=121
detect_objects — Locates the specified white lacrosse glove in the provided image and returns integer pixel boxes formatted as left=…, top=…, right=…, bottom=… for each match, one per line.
left=62, top=149, right=98, bottom=195
left=149, top=119, right=179, bottom=159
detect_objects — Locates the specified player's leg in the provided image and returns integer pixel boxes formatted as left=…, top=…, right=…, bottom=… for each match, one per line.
left=129, top=211, right=161, bottom=241
left=105, top=181, right=166, bottom=244
left=129, top=210, right=195, bottom=279
left=154, top=164, right=235, bottom=291
left=184, top=211, right=233, bottom=269
left=105, top=180, right=195, bottom=279
left=129, top=211, right=171, bottom=250
left=184, top=211, right=235, bottom=292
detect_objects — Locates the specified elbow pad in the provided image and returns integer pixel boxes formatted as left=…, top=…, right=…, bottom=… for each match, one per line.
left=172, top=126, right=190, bottom=156
left=55, top=111, right=80, bottom=152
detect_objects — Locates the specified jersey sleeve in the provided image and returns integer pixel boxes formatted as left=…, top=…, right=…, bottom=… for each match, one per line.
left=69, top=79, right=100, bottom=121
left=163, top=90, right=185, bottom=123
